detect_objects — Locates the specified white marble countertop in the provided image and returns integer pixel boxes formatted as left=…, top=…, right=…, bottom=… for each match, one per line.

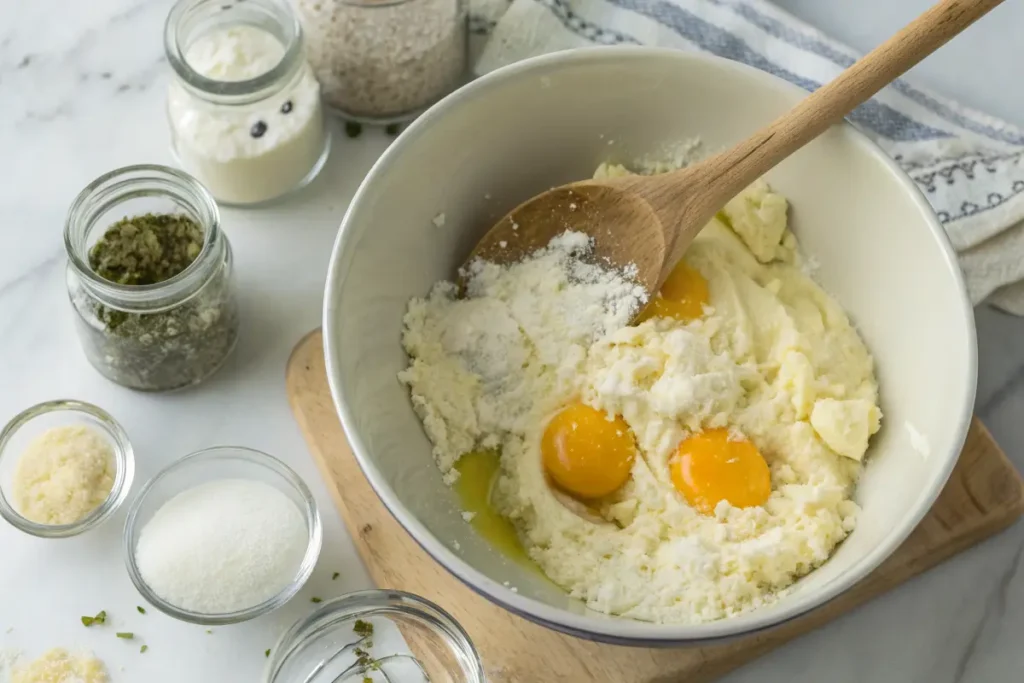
left=1, top=1, right=1022, bottom=681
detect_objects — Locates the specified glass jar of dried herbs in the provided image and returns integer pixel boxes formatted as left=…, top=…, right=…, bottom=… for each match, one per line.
left=64, top=165, right=240, bottom=392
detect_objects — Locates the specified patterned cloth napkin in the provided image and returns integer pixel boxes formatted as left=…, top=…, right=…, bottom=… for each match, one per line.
left=467, top=0, right=1024, bottom=313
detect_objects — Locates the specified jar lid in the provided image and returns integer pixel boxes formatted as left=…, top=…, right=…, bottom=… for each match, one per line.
left=265, top=590, right=485, bottom=683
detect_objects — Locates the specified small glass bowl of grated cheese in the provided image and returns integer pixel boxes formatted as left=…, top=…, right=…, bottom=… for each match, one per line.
left=265, top=590, right=485, bottom=683
left=0, top=399, right=135, bottom=538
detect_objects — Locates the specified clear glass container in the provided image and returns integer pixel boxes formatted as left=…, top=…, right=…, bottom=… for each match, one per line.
left=64, top=164, right=240, bottom=392
left=295, top=0, right=468, bottom=123
left=0, top=400, right=135, bottom=539
left=123, top=446, right=323, bottom=625
left=165, top=0, right=330, bottom=206
left=266, top=590, right=485, bottom=683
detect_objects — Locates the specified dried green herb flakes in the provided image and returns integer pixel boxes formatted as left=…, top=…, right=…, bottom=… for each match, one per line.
left=88, top=214, right=203, bottom=286
left=71, top=213, right=238, bottom=391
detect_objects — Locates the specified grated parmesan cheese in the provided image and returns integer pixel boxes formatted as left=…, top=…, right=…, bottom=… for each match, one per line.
left=9, top=649, right=108, bottom=683
left=12, top=425, right=115, bottom=525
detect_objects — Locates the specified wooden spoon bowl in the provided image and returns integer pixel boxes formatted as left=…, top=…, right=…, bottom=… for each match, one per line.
left=466, top=184, right=668, bottom=295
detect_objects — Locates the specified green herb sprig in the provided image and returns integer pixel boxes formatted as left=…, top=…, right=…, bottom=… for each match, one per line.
left=81, top=611, right=107, bottom=627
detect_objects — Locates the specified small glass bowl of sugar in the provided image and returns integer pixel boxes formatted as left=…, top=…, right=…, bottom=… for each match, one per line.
left=0, top=399, right=135, bottom=538
left=123, top=445, right=322, bottom=625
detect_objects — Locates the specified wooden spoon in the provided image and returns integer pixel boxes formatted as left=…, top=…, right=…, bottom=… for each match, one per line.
left=465, top=0, right=1003, bottom=300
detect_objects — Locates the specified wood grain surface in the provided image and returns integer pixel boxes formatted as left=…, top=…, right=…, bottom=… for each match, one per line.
left=287, top=330, right=1024, bottom=683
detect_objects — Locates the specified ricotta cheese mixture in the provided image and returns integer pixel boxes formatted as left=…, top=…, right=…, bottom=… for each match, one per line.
left=400, top=164, right=882, bottom=623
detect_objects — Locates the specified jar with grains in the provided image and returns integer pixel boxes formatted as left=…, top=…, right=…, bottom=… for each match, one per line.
left=295, top=0, right=468, bottom=123
left=165, top=0, right=330, bottom=206
left=64, top=165, right=240, bottom=392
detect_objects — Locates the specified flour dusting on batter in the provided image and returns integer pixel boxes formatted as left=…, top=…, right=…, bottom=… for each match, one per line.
left=399, top=231, right=647, bottom=483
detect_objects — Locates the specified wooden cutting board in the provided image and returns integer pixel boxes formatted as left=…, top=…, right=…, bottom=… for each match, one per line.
left=287, top=330, right=1024, bottom=682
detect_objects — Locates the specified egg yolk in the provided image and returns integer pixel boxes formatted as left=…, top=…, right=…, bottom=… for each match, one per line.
left=637, top=262, right=709, bottom=323
left=541, top=402, right=637, bottom=499
left=670, top=428, right=771, bottom=515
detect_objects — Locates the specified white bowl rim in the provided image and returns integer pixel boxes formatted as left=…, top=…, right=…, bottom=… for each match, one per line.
left=323, top=45, right=978, bottom=644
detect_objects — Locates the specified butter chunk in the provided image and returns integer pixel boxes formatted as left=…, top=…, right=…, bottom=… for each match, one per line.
left=810, top=398, right=882, bottom=461
left=722, top=179, right=789, bottom=263
left=777, top=350, right=817, bottom=420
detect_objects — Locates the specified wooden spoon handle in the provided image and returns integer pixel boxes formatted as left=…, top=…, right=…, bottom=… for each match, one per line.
left=676, top=0, right=1004, bottom=229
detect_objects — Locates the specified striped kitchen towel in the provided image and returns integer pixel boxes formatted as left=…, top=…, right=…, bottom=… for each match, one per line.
left=469, top=0, right=1024, bottom=314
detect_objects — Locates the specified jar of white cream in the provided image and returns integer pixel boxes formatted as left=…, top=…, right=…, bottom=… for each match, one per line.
left=164, top=0, right=330, bottom=206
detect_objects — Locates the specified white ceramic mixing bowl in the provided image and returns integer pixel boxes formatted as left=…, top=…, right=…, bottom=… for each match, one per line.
left=323, top=47, right=976, bottom=644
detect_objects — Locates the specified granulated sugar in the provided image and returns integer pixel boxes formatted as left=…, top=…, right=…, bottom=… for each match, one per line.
left=295, top=0, right=467, bottom=120
left=135, top=479, right=307, bottom=614
left=399, top=231, right=646, bottom=480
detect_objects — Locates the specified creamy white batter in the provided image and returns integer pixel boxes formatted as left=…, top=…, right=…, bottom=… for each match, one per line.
left=401, top=168, right=882, bottom=623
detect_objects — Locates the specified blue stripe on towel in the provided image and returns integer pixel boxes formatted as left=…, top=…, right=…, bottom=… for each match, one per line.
left=598, top=0, right=953, bottom=141
left=722, top=1, right=1024, bottom=147
left=542, top=0, right=641, bottom=44
left=534, top=0, right=952, bottom=141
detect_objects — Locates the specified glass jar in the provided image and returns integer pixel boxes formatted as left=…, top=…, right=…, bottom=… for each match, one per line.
left=265, top=590, right=485, bottom=683
left=64, top=165, right=240, bottom=392
left=295, top=0, right=468, bottom=123
left=165, top=0, right=330, bottom=206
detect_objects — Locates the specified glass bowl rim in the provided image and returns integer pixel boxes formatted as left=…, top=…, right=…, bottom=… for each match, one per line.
left=264, top=589, right=486, bottom=683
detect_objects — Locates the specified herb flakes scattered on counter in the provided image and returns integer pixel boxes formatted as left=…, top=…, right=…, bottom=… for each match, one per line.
left=136, top=606, right=146, bottom=615
left=265, top=649, right=271, bottom=658
left=332, top=572, right=340, bottom=580
left=115, top=632, right=134, bottom=640
left=345, top=121, right=362, bottom=138
left=81, top=610, right=107, bottom=627
left=310, top=597, right=322, bottom=603
left=140, top=645, right=148, bottom=654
